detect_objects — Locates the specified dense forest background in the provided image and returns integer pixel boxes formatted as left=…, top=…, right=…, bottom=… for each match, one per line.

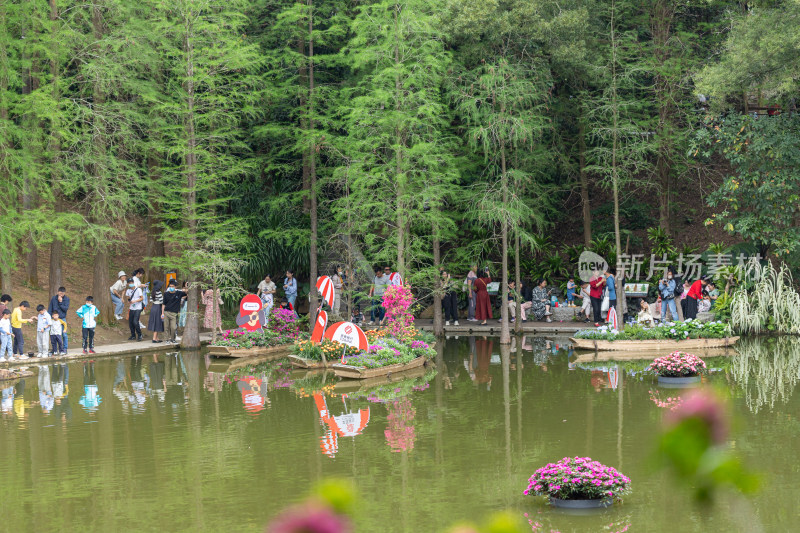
left=1, top=0, right=799, bottom=344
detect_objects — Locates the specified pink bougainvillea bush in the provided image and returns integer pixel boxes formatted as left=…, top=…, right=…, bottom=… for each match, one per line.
left=270, top=308, right=302, bottom=338
left=648, top=351, right=707, bottom=377
left=382, top=284, right=416, bottom=340
left=524, top=457, right=631, bottom=501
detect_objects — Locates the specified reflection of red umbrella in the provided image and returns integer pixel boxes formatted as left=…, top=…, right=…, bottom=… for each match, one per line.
left=311, top=310, right=327, bottom=344
left=608, top=367, right=619, bottom=390
left=316, top=276, right=336, bottom=310
left=324, top=322, right=368, bottom=350
left=314, top=393, right=370, bottom=458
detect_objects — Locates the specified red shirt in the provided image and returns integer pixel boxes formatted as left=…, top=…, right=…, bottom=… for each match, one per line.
left=686, top=280, right=704, bottom=300
left=589, top=277, right=605, bottom=299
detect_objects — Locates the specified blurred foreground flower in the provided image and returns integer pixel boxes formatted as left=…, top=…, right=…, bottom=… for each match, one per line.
left=266, top=478, right=356, bottom=533
left=657, top=389, right=759, bottom=503
left=267, top=503, right=351, bottom=533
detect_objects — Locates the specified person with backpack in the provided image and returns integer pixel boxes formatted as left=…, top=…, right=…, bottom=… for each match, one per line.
left=658, top=271, right=678, bottom=323
left=668, top=265, right=684, bottom=321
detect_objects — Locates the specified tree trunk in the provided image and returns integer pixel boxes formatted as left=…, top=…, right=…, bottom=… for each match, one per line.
left=181, top=11, right=200, bottom=349
left=394, top=6, right=404, bottom=276
left=432, top=228, right=443, bottom=336
left=611, top=0, right=623, bottom=331
left=578, top=107, right=591, bottom=247
left=0, top=4, right=11, bottom=293
left=145, top=156, right=165, bottom=283
left=298, top=31, right=310, bottom=214
left=500, top=143, right=510, bottom=345
left=651, top=0, right=676, bottom=235
left=91, top=3, right=113, bottom=324
left=514, top=230, right=521, bottom=334
left=48, top=0, right=63, bottom=294
left=49, top=199, right=64, bottom=293
left=21, top=17, right=38, bottom=289
left=93, top=248, right=114, bottom=324
left=307, top=0, right=318, bottom=325
left=22, top=188, right=38, bottom=288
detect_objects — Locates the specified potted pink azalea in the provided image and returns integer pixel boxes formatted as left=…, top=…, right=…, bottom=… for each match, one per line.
left=649, top=351, right=707, bottom=387
left=524, top=456, right=630, bottom=509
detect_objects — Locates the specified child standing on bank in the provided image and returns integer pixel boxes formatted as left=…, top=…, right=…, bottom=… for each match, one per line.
left=566, top=277, right=577, bottom=306
left=11, top=301, right=33, bottom=358
left=50, top=312, right=67, bottom=356
left=76, top=296, right=100, bottom=354
left=0, top=309, right=14, bottom=362
left=35, top=305, right=52, bottom=357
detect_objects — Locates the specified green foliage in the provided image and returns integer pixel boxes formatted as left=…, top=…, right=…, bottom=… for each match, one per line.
left=696, top=114, right=800, bottom=256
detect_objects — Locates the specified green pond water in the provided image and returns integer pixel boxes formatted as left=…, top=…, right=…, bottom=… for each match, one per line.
left=1, top=335, right=798, bottom=532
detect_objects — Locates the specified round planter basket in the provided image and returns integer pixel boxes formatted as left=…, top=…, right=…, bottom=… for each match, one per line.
left=549, top=496, right=613, bottom=509
left=657, top=375, right=701, bottom=387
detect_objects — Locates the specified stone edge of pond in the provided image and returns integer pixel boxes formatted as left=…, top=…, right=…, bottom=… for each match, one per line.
left=0, top=335, right=213, bottom=368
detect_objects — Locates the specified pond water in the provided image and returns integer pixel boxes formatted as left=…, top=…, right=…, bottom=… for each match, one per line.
left=1, top=335, right=798, bottom=532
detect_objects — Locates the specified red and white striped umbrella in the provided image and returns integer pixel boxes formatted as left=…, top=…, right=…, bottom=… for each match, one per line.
left=311, top=310, right=328, bottom=344
left=324, top=321, right=369, bottom=351
left=316, top=276, right=336, bottom=310
left=388, top=272, right=403, bottom=286
left=607, top=306, right=618, bottom=330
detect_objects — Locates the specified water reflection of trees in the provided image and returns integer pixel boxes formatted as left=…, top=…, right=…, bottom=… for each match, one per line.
left=732, top=337, right=800, bottom=413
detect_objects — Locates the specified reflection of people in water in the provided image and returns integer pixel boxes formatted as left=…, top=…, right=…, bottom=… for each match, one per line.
left=113, top=360, right=130, bottom=411
left=237, top=375, right=270, bottom=413
left=130, top=356, right=149, bottom=410
left=79, top=362, right=102, bottom=413
left=51, top=363, right=72, bottom=423
left=13, top=380, right=26, bottom=419
left=148, top=354, right=166, bottom=402
left=38, top=365, right=54, bottom=415
left=474, top=337, right=493, bottom=389
left=165, top=353, right=189, bottom=410
left=1, top=385, right=13, bottom=414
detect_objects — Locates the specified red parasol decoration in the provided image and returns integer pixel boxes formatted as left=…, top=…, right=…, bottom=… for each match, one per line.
left=316, top=275, right=336, bottom=310
left=323, top=321, right=369, bottom=350
left=311, top=310, right=328, bottom=344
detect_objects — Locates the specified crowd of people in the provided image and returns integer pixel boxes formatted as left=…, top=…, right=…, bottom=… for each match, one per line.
left=0, top=288, right=101, bottom=362
left=0, top=259, right=724, bottom=362
left=439, top=264, right=720, bottom=329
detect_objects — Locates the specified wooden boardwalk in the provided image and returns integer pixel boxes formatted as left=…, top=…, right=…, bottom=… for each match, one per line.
left=410, top=319, right=586, bottom=335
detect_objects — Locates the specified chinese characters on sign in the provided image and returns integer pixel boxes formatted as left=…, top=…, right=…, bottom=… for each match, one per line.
left=615, top=253, right=762, bottom=280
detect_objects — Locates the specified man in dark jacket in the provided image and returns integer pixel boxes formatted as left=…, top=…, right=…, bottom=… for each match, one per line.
left=48, top=287, right=70, bottom=352
left=162, top=279, right=187, bottom=344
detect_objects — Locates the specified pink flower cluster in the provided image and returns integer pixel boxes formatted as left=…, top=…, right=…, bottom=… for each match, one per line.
left=524, top=457, right=630, bottom=501
left=649, top=390, right=685, bottom=411
left=666, top=389, right=729, bottom=445
left=221, top=329, right=247, bottom=339
left=649, top=351, right=707, bottom=377
left=270, top=308, right=301, bottom=338
left=382, top=285, right=415, bottom=338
